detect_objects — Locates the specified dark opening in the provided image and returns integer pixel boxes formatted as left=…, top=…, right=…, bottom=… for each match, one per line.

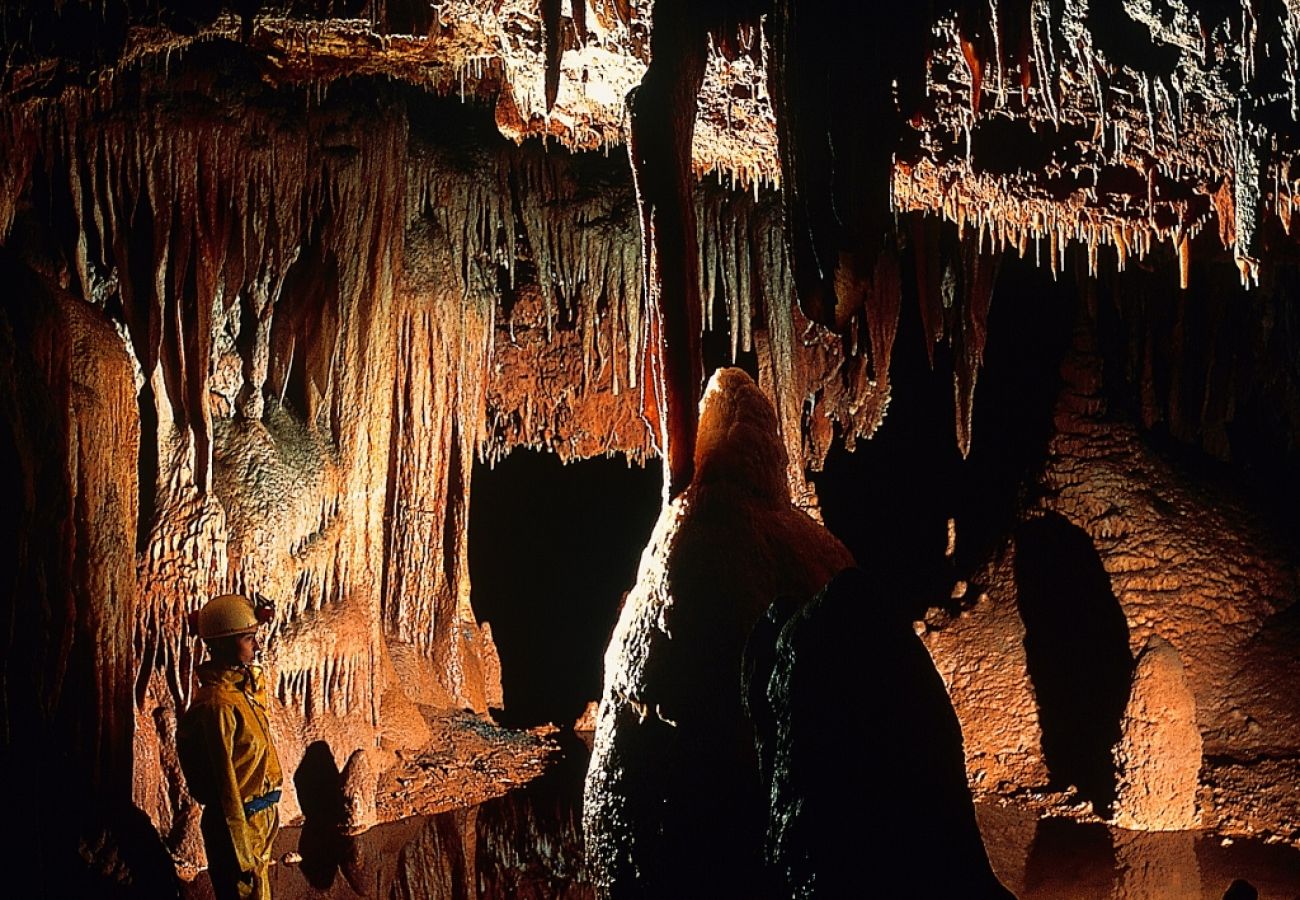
left=1014, top=512, right=1133, bottom=814
left=468, top=450, right=662, bottom=728
left=814, top=247, right=1074, bottom=621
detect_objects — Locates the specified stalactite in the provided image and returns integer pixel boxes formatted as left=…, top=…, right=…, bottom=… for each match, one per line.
left=952, top=234, right=1000, bottom=458
left=627, top=0, right=709, bottom=498
left=541, top=0, right=564, bottom=113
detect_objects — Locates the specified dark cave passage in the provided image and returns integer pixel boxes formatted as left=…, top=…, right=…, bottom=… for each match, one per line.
left=814, top=251, right=1076, bottom=619
left=1014, top=512, right=1133, bottom=815
left=468, top=450, right=662, bottom=728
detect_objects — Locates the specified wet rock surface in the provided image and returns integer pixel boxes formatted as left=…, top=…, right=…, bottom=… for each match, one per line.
left=183, top=735, right=593, bottom=900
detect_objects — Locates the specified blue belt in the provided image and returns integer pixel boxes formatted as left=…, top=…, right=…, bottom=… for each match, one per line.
left=244, top=790, right=281, bottom=816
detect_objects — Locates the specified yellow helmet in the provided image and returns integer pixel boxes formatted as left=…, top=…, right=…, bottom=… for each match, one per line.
left=189, top=593, right=271, bottom=640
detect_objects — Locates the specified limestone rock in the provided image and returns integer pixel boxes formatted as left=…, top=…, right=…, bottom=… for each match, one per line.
left=583, top=368, right=854, bottom=897
left=1113, top=636, right=1203, bottom=831
left=341, top=749, right=379, bottom=835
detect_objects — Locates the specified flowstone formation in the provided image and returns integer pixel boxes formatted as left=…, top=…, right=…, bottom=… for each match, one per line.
left=582, top=368, right=853, bottom=897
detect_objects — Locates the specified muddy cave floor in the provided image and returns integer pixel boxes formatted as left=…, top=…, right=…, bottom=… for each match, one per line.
left=174, top=707, right=1300, bottom=899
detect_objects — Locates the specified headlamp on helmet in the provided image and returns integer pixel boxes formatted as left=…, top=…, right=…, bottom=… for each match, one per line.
left=188, top=593, right=274, bottom=640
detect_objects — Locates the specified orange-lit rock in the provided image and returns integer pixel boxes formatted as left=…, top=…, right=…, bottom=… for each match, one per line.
left=1113, top=636, right=1203, bottom=832
left=920, top=549, right=1050, bottom=796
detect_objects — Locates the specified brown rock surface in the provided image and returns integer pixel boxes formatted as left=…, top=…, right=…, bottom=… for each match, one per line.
left=1113, top=636, right=1203, bottom=831
left=921, top=550, right=1051, bottom=796
left=339, top=748, right=378, bottom=835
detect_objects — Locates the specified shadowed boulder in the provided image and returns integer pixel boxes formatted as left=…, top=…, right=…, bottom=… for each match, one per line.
left=757, top=567, right=1013, bottom=899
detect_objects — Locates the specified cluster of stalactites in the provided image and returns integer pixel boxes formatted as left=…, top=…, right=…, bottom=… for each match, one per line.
left=898, top=1, right=1300, bottom=291
left=1, top=70, right=409, bottom=707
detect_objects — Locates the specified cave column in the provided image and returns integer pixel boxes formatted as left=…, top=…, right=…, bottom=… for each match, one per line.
left=627, top=1, right=709, bottom=498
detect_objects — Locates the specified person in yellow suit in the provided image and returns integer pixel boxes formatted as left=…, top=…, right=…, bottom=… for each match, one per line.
left=178, top=594, right=284, bottom=900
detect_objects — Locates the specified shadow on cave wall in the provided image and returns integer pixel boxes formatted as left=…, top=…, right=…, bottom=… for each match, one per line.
left=468, top=450, right=661, bottom=728
left=1014, top=513, right=1132, bottom=815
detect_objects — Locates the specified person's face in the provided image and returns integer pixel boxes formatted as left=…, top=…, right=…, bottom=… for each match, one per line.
left=235, top=632, right=260, bottom=666
left=211, top=632, right=260, bottom=666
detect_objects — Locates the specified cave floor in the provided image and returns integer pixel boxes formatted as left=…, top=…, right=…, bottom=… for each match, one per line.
left=174, top=725, right=1300, bottom=899
left=369, top=709, right=563, bottom=825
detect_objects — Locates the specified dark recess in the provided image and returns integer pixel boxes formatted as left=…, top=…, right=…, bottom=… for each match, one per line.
left=469, top=450, right=661, bottom=728
left=814, top=249, right=1075, bottom=621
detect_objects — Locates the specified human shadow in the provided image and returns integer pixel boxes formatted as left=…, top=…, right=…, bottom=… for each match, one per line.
left=293, top=740, right=355, bottom=891
left=1014, top=513, right=1133, bottom=816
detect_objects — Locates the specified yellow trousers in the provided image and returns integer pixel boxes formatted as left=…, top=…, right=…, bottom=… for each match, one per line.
left=203, top=805, right=278, bottom=900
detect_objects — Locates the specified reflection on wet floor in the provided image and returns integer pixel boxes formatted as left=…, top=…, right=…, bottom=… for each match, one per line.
left=181, top=737, right=1300, bottom=899
left=998, top=812, right=1300, bottom=899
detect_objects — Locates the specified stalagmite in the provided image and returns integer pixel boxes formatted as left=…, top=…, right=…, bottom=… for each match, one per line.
left=1112, top=636, right=1203, bottom=832
left=584, top=368, right=853, bottom=896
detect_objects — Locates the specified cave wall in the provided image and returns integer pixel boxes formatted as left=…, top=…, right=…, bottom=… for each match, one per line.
left=0, top=255, right=142, bottom=875
left=0, top=44, right=882, bottom=868
left=921, top=266, right=1300, bottom=844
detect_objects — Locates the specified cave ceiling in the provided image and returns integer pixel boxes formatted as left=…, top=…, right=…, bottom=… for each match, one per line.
left=4, top=2, right=1300, bottom=473
left=8, top=0, right=1300, bottom=286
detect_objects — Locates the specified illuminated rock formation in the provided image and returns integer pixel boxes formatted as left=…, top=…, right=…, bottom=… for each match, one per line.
left=3, top=0, right=1300, bottom=892
left=583, top=368, right=853, bottom=896
left=1113, top=636, right=1203, bottom=831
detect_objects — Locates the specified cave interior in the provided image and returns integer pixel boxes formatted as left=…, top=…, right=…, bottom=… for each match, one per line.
left=2, top=1, right=1299, bottom=898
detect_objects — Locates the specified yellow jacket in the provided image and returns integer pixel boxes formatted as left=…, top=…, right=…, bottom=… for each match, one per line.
left=178, top=662, right=284, bottom=874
